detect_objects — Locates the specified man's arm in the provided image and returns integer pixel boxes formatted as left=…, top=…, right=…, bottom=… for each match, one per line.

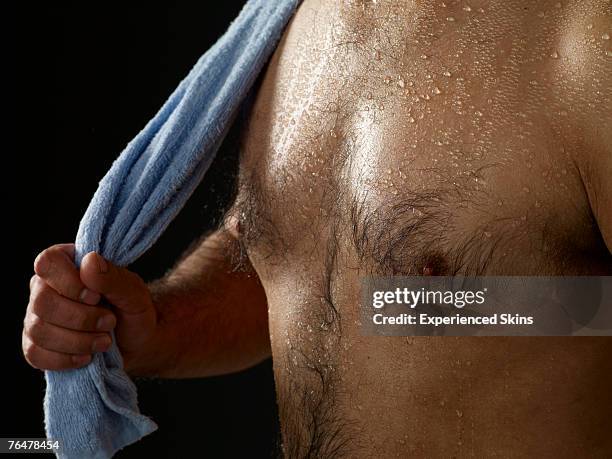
left=23, top=229, right=271, bottom=379
left=129, top=230, right=271, bottom=378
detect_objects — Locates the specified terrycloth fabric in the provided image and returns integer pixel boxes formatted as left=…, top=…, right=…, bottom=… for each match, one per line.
left=44, top=1, right=301, bottom=458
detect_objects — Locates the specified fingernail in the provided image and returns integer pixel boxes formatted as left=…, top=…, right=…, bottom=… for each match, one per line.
left=79, top=288, right=100, bottom=305
left=97, top=315, right=116, bottom=331
left=92, top=336, right=111, bottom=353
left=96, top=253, right=108, bottom=273
left=72, top=354, right=92, bottom=366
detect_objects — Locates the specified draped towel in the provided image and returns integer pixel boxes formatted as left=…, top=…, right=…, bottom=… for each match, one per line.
left=43, top=1, right=301, bottom=457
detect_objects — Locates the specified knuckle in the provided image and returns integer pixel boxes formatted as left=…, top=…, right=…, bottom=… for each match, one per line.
left=33, top=250, right=45, bottom=270
left=26, top=315, right=47, bottom=344
left=29, top=274, right=38, bottom=290
left=22, top=340, right=40, bottom=368
left=34, top=248, right=53, bottom=274
left=30, top=284, right=55, bottom=315
left=29, top=275, right=45, bottom=299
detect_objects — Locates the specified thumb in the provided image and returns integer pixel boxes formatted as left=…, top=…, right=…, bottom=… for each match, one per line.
left=79, top=252, right=151, bottom=315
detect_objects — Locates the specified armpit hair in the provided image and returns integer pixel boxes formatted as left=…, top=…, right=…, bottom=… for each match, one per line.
left=224, top=167, right=290, bottom=270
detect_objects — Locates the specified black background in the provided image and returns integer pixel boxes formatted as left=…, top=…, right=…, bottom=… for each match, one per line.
left=7, top=2, right=280, bottom=457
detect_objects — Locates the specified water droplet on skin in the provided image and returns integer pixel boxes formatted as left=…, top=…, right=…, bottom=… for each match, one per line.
left=497, top=200, right=503, bottom=206
left=551, top=51, right=559, bottom=59
left=475, top=110, right=483, bottom=116
left=447, top=16, right=456, bottom=22
left=603, top=33, right=610, bottom=40
left=587, top=24, right=593, bottom=30
left=433, top=87, right=442, bottom=95
left=456, top=410, right=464, bottom=418
left=366, top=92, right=373, bottom=100
left=529, top=80, right=538, bottom=86
left=522, top=187, right=530, bottom=193
left=330, top=129, right=337, bottom=138
left=443, top=70, right=452, bottom=77
left=409, top=116, right=415, bottom=123
left=463, top=5, right=472, bottom=12
left=477, top=7, right=484, bottom=13
left=398, top=78, right=405, bottom=88
left=535, top=200, right=542, bottom=208
left=421, top=54, right=429, bottom=59
left=384, top=75, right=391, bottom=84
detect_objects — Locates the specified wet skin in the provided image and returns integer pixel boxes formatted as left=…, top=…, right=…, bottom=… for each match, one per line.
left=229, top=0, right=612, bottom=457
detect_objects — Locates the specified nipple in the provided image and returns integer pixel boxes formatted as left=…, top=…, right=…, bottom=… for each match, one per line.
left=423, top=266, right=435, bottom=276
left=421, top=252, right=449, bottom=276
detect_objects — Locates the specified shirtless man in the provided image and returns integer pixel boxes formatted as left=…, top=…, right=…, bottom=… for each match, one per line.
left=22, top=0, right=612, bottom=457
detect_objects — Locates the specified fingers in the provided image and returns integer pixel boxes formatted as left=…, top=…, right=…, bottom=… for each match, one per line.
left=29, top=276, right=116, bottom=332
left=25, top=245, right=152, bottom=372
left=24, top=271, right=115, bottom=371
left=24, top=312, right=112, bottom=355
left=80, top=252, right=151, bottom=315
left=34, top=244, right=100, bottom=305
left=22, top=333, right=92, bottom=371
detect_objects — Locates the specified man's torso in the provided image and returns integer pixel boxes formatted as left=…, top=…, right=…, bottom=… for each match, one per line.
left=230, top=1, right=612, bottom=456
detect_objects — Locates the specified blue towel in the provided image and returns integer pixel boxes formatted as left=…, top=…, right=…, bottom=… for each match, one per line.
left=43, top=1, right=301, bottom=457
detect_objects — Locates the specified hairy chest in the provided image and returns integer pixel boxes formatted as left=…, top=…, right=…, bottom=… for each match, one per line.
left=229, top=2, right=611, bottom=455
left=233, top=0, right=607, bottom=280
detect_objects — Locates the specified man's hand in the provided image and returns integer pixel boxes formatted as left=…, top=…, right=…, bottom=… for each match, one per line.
left=22, top=243, right=157, bottom=371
